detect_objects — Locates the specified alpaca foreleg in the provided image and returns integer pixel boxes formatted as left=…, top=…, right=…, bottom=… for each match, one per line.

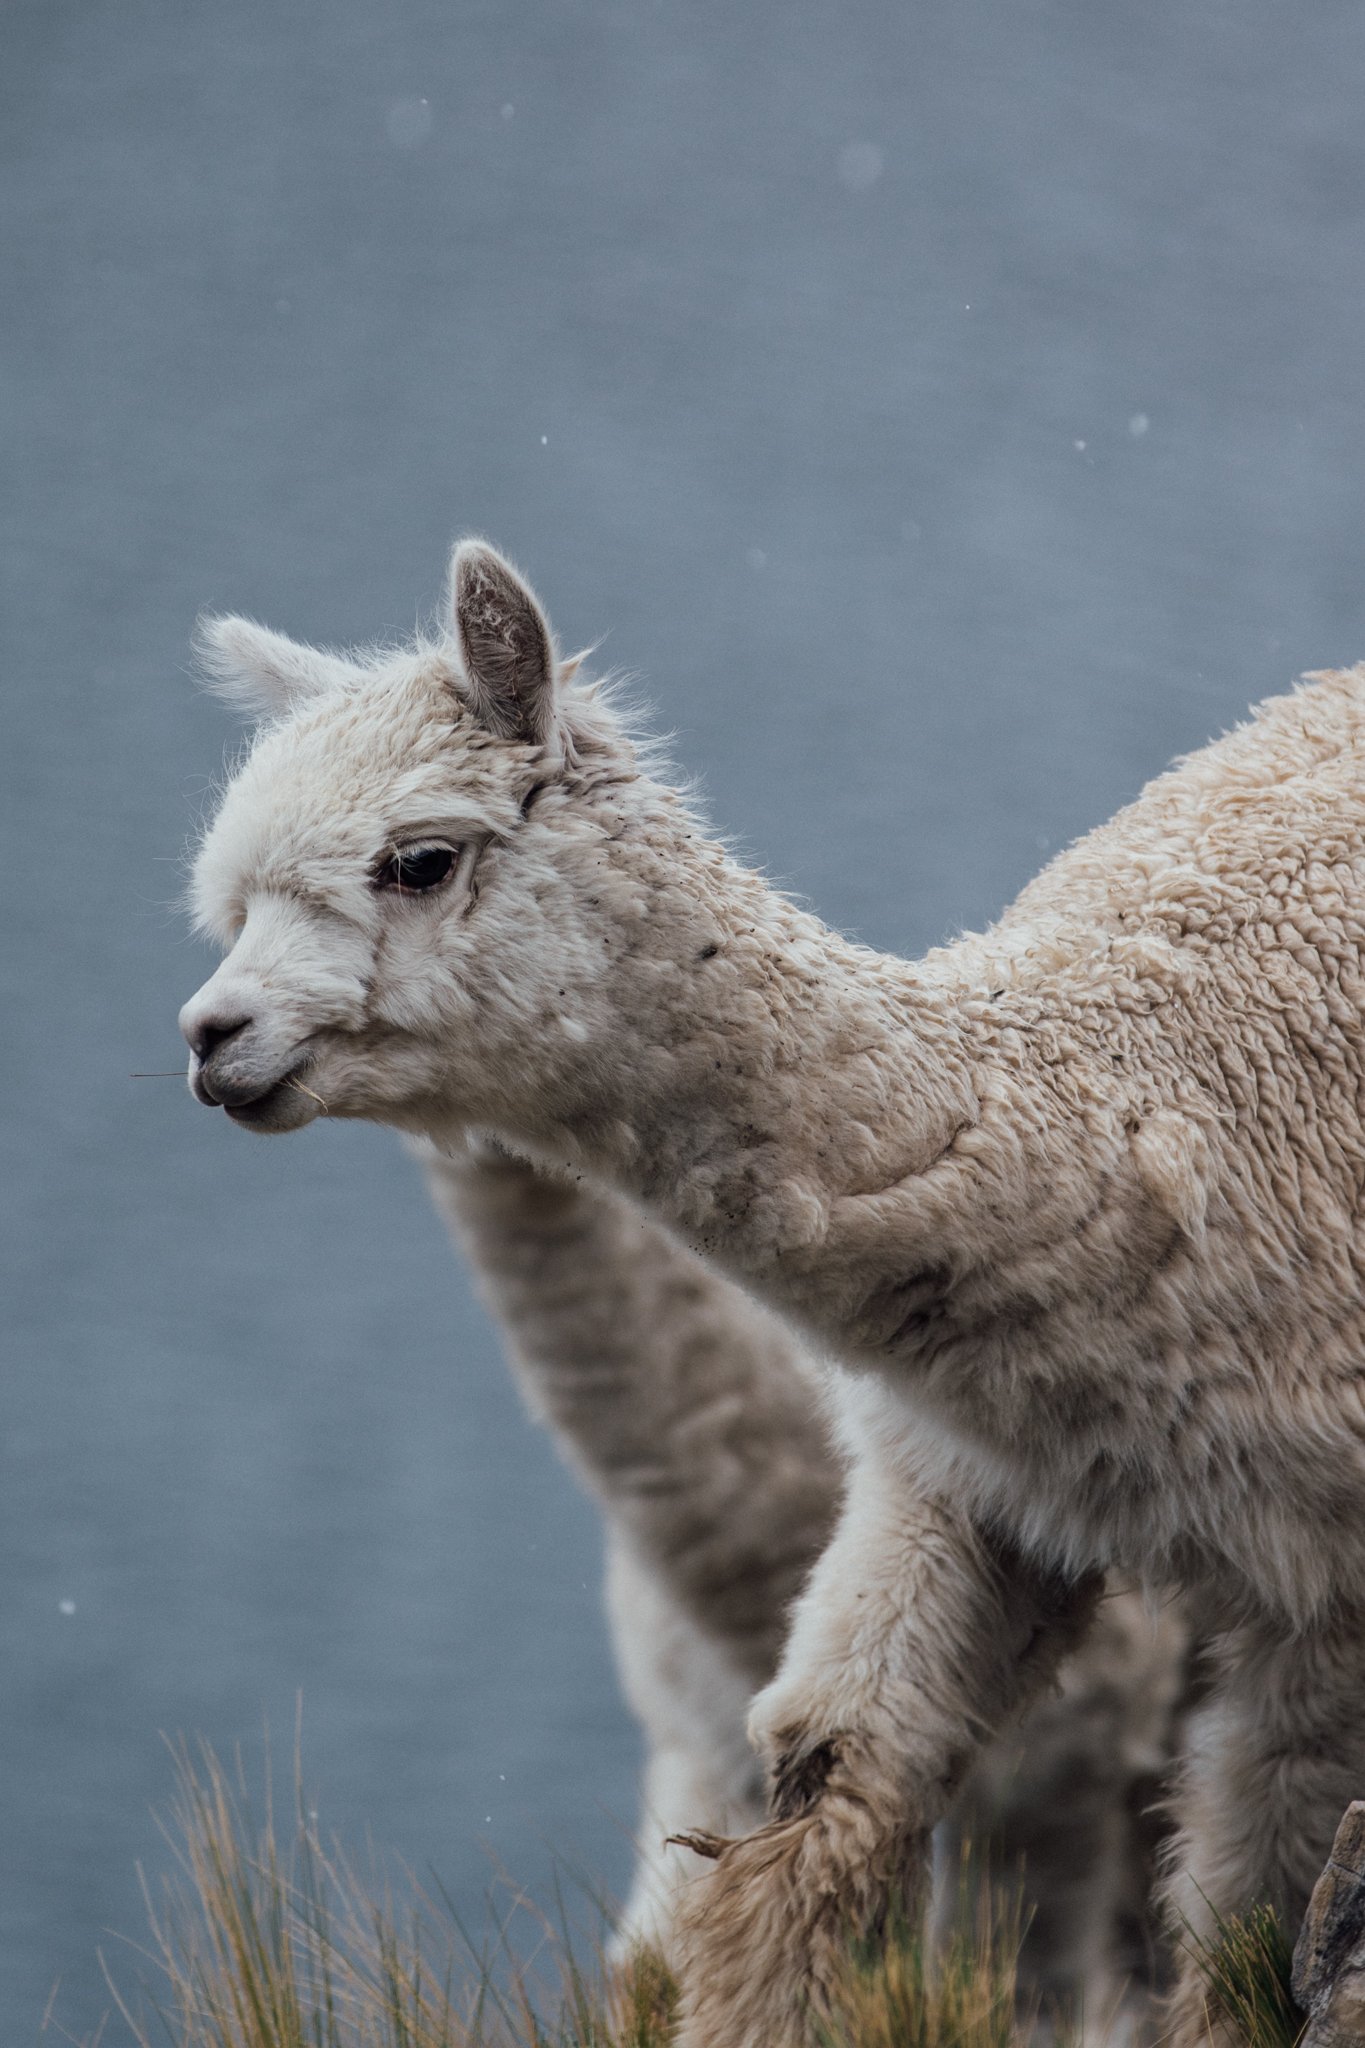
left=673, top=1436, right=1102, bottom=2048
left=1164, top=1609, right=1365, bottom=2048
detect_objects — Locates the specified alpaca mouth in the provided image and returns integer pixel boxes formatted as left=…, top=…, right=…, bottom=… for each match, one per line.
left=191, top=1058, right=317, bottom=1126
left=223, top=1062, right=327, bottom=1129
left=222, top=1073, right=304, bottom=1124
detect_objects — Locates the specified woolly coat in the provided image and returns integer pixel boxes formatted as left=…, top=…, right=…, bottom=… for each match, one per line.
left=180, top=547, right=1365, bottom=2045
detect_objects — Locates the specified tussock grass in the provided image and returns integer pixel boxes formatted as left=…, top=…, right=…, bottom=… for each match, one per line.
left=1180, top=1903, right=1303, bottom=2048
left=819, top=1880, right=1029, bottom=2048
left=94, top=1742, right=1307, bottom=2048
left=101, top=1739, right=676, bottom=2048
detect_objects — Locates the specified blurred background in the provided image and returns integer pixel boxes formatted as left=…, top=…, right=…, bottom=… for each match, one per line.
left=6, top=0, right=1365, bottom=2032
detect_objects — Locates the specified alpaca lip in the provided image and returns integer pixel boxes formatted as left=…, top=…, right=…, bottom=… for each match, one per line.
left=189, top=1063, right=222, bottom=1107
left=223, top=1079, right=287, bottom=1122
left=221, top=1067, right=308, bottom=1123
left=190, top=1063, right=266, bottom=1110
left=190, top=1060, right=308, bottom=1117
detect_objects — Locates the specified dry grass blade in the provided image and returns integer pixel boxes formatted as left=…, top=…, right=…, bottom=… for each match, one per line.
left=287, top=1079, right=330, bottom=1114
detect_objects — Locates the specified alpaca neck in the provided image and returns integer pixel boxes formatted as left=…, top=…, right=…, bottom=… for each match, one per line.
left=452, top=787, right=993, bottom=1355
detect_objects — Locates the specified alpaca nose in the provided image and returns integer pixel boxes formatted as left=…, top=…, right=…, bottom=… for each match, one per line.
left=181, top=1009, right=253, bottom=1063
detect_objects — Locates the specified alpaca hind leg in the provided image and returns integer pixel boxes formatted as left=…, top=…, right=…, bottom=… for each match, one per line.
left=943, top=1582, right=1188, bottom=2030
left=1164, top=1610, right=1365, bottom=2048
left=672, top=1438, right=1102, bottom=2048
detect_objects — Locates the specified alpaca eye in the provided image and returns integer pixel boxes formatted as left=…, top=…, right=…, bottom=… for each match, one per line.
left=379, top=845, right=457, bottom=893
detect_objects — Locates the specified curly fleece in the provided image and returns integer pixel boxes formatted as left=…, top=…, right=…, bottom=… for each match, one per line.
left=181, top=542, right=1365, bottom=2047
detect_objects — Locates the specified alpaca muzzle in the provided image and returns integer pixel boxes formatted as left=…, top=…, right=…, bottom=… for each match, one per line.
left=180, top=990, right=319, bottom=1129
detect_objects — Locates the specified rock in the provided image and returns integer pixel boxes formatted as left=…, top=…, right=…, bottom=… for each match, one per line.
left=1293, top=1803, right=1365, bottom=2047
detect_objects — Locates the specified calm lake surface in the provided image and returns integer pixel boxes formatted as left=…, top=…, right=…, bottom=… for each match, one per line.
left=6, top=0, right=1365, bottom=2032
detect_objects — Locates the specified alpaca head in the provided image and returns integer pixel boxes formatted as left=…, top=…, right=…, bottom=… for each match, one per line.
left=180, top=542, right=649, bottom=1139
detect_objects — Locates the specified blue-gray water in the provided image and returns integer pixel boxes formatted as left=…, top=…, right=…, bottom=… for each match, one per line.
left=6, top=0, right=1365, bottom=2034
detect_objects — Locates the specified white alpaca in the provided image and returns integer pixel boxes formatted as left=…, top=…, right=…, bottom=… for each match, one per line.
left=178, top=542, right=1365, bottom=2046
left=420, top=1136, right=1186, bottom=2002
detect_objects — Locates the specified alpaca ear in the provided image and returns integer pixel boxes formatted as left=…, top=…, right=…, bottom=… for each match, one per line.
left=451, top=540, right=559, bottom=750
left=195, top=616, right=349, bottom=720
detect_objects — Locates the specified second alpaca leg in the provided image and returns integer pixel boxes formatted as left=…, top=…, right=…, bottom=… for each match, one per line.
left=605, top=1532, right=767, bottom=1956
left=674, top=1431, right=1102, bottom=2048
